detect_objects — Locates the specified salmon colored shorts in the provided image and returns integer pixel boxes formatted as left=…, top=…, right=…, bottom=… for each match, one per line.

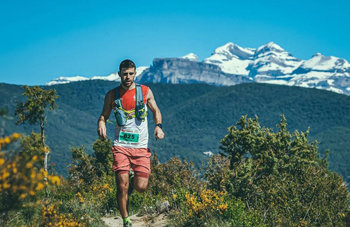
left=112, top=146, right=151, bottom=178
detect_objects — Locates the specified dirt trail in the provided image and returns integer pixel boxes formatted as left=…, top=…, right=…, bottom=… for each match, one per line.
left=102, top=213, right=168, bottom=227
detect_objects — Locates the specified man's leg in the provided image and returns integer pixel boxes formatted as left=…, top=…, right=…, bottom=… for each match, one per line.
left=133, top=175, right=149, bottom=193
left=115, top=172, right=130, bottom=218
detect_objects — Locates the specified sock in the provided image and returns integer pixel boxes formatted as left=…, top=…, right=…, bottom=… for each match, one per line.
left=123, top=216, right=131, bottom=224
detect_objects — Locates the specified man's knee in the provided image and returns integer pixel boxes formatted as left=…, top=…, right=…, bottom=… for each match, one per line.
left=134, top=176, right=149, bottom=193
left=116, top=172, right=129, bottom=194
left=134, top=184, right=147, bottom=193
left=117, top=181, right=129, bottom=193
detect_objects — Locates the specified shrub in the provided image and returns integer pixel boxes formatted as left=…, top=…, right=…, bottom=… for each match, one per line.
left=219, top=115, right=349, bottom=226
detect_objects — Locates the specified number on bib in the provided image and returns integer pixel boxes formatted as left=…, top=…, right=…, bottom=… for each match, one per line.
left=119, top=131, right=139, bottom=143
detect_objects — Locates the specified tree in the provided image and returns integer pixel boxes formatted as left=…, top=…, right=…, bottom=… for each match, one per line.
left=219, top=115, right=349, bottom=226
left=92, top=139, right=113, bottom=176
left=15, top=85, right=58, bottom=174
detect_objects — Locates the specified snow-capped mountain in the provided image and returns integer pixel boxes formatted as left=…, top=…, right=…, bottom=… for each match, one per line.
left=136, top=58, right=251, bottom=86
left=286, top=53, right=350, bottom=94
left=249, top=42, right=303, bottom=82
left=181, top=53, right=199, bottom=62
left=204, top=42, right=254, bottom=76
left=202, top=42, right=350, bottom=95
left=46, top=76, right=90, bottom=86
left=46, top=67, right=148, bottom=86
left=46, top=42, right=350, bottom=95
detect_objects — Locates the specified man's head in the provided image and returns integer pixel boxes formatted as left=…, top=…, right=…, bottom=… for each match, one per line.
left=118, top=59, right=136, bottom=88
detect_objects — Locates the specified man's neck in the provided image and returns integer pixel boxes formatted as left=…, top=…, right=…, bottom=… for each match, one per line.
left=120, top=82, right=136, bottom=91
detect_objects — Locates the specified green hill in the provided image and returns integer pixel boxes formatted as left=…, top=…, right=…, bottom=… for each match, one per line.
left=0, top=82, right=349, bottom=185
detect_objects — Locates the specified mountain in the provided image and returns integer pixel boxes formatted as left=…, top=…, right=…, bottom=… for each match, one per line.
left=135, top=58, right=252, bottom=85
left=1, top=82, right=350, bottom=186
left=286, top=53, right=350, bottom=94
left=248, top=42, right=302, bottom=82
left=45, top=42, right=350, bottom=96
left=203, top=42, right=254, bottom=75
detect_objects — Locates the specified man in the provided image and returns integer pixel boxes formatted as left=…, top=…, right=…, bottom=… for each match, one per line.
left=97, top=59, right=164, bottom=227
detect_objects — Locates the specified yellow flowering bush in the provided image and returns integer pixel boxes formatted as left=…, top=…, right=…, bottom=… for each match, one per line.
left=185, top=189, right=227, bottom=218
left=41, top=203, right=85, bottom=227
left=0, top=133, right=61, bottom=213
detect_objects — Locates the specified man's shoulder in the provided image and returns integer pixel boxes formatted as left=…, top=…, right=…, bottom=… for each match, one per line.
left=105, top=87, right=118, bottom=101
left=139, top=84, right=149, bottom=90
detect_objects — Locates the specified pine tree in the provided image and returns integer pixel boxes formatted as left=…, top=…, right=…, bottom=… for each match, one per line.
left=15, top=85, right=58, bottom=175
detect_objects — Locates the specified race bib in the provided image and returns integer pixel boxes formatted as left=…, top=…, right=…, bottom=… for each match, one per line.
left=119, top=129, right=139, bottom=143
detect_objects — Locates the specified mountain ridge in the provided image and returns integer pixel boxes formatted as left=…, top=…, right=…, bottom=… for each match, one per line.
left=45, top=42, right=350, bottom=96
left=1, top=81, right=350, bottom=186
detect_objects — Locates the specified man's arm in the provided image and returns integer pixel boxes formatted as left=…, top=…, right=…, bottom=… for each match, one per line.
left=146, top=88, right=164, bottom=140
left=97, top=90, right=113, bottom=139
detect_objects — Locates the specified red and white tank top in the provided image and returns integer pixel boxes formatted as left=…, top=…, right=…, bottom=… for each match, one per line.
left=112, top=85, right=150, bottom=148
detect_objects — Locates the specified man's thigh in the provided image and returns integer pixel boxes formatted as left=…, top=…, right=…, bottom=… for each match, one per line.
left=112, top=146, right=131, bottom=172
left=130, top=148, right=152, bottom=178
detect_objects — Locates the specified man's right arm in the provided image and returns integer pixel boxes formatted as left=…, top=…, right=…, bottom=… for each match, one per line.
left=97, top=90, right=113, bottom=139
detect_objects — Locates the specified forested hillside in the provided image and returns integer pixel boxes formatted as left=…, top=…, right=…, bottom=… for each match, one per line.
left=0, top=82, right=349, bottom=185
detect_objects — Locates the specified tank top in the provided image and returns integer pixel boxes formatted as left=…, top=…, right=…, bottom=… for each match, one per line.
left=112, top=85, right=150, bottom=148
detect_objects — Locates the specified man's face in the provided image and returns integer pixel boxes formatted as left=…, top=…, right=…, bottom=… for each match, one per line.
left=118, top=67, right=136, bottom=88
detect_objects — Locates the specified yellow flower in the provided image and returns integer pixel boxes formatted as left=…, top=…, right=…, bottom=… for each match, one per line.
left=51, top=176, right=61, bottom=185
left=13, top=167, right=17, bottom=173
left=4, top=137, right=10, bottom=144
left=0, top=158, right=4, bottom=166
left=12, top=133, right=21, bottom=139
left=218, top=203, right=228, bottom=213
left=32, top=155, right=38, bottom=161
left=173, top=194, right=178, bottom=200
left=3, top=182, right=11, bottom=189
left=26, top=162, right=33, bottom=168
left=3, top=171, right=10, bottom=179
left=36, top=183, right=45, bottom=191
left=42, top=147, right=49, bottom=153
left=19, top=193, right=27, bottom=199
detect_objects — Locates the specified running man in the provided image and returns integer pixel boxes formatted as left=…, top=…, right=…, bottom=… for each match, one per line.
left=97, top=59, right=164, bottom=227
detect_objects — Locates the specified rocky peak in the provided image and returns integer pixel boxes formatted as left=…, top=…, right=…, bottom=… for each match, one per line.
left=212, top=42, right=255, bottom=60
left=181, top=53, right=199, bottom=62
left=254, top=42, right=286, bottom=57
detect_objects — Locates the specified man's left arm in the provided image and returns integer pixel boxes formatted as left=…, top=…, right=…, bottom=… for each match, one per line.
left=146, top=88, right=164, bottom=140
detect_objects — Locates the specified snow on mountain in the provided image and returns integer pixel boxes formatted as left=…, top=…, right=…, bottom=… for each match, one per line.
left=284, top=54, right=350, bottom=94
left=46, top=76, right=90, bottom=86
left=181, top=53, right=198, bottom=62
left=45, top=42, right=350, bottom=96
left=297, top=53, right=350, bottom=72
left=204, top=42, right=254, bottom=75
left=46, top=67, right=148, bottom=86
left=91, top=73, right=120, bottom=81
left=250, top=42, right=303, bottom=81
left=255, top=42, right=286, bottom=55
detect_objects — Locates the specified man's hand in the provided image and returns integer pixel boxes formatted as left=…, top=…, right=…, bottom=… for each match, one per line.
left=154, top=127, right=164, bottom=140
left=97, top=122, right=107, bottom=140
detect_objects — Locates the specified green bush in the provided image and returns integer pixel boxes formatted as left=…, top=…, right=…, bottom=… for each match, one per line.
left=219, top=115, right=349, bottom=226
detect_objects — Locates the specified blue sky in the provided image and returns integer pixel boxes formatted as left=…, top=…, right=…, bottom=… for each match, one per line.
left=1, top=0, right=349, bottom=85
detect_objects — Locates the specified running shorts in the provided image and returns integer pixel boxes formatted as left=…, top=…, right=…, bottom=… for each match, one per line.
left=111, top=146, right=151, bottom=178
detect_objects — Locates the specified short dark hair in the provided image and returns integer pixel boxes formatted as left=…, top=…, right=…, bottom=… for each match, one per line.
left=119, top=59, right=136, bottom=72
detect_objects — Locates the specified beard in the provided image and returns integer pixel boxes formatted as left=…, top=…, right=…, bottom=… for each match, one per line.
left=122, top=79, right=133, bottom=87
